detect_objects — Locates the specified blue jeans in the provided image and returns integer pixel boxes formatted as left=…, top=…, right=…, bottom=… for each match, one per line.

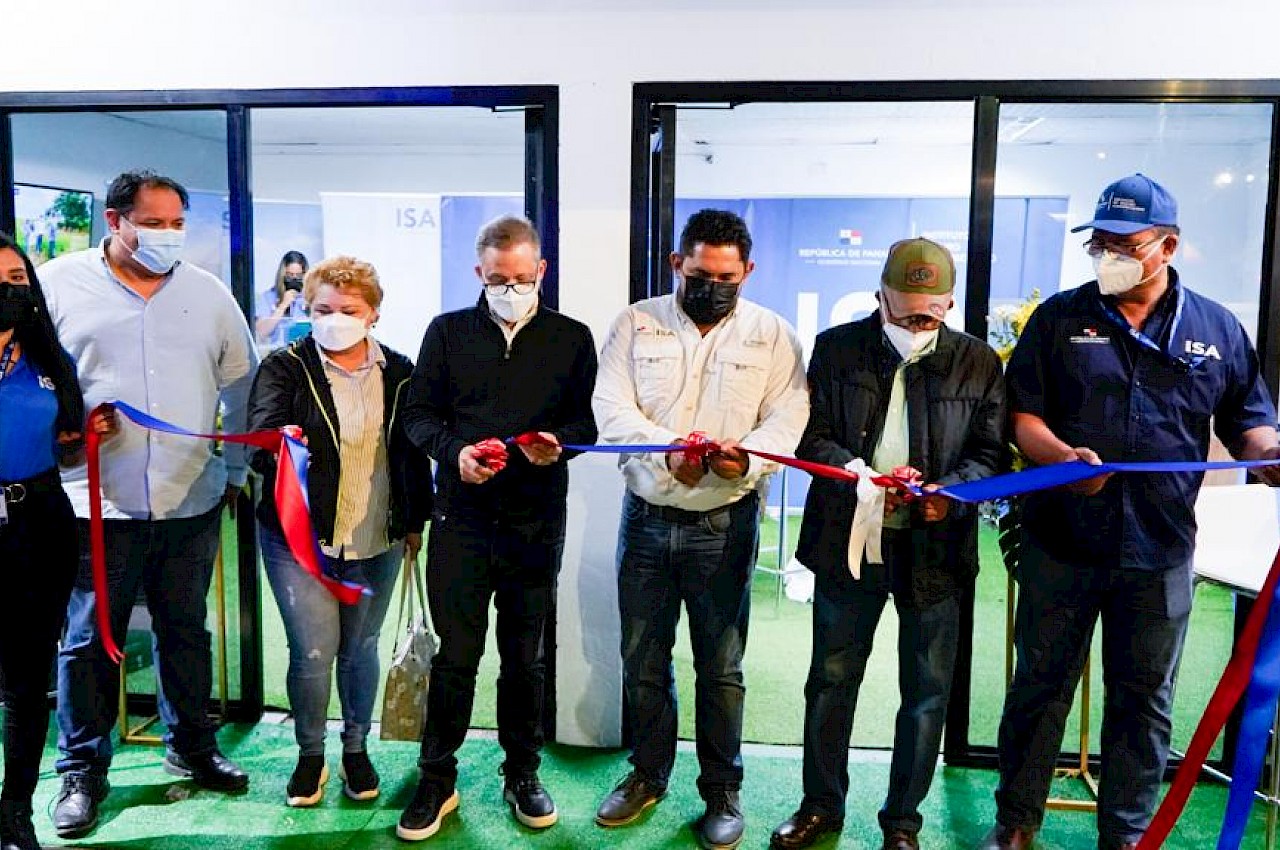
left=56, top=508, right=222, bottom=775
left=800, top=530, right=960, bottom=835
left=995, top=542, right=1192, bottom=849
left=260, top=526, right=400, bottom=756
left=617, top=490, right=759, bottom=798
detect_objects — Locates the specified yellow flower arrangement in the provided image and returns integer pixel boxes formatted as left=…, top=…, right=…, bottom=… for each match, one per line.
left=988, top=288, right=1041, bottom=365
left=985, top=289, right=1042, bottom=538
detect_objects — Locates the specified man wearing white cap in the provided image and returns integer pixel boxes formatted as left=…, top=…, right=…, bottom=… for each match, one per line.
left=770, top=237, right=1006, bottom=850
left=981, top=174, right=1280, bottom=850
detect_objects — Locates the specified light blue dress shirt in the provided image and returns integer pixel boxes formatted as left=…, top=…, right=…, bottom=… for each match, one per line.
left=42, top=241, right=258, bottom=520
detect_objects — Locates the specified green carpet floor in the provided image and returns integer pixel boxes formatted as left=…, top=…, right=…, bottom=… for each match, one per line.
left=12, top=723, right=1271, bottom=848
left=196, top=516, right=1237, bottom=755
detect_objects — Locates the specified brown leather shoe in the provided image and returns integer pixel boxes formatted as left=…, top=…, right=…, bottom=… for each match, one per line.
left=978, top=823, right=1036, bottom=850
left=769, top=810, right=843, bottom=849
left=882, top=828, right=920, bottom=850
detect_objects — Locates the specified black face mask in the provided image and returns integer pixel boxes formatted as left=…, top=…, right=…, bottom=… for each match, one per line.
left=283, top=276, right=304, bottom=293
left=680, top=276, right=741, bottom=325
left=0, top=283, right=36, bottom=333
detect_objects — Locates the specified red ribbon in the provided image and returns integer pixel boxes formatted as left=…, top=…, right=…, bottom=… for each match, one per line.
left=87, top=404, right=362, bottom=665
left=84, top=424, right=120, bottom=662
left=471, top=437, right=510, bottom=472
left=508, top=430, right=926, bottom=492
left=1136, top=544, right=1280, bottom=849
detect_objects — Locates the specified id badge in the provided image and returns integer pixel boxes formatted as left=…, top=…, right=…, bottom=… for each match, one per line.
left=0, top=489, right=7, bottom=527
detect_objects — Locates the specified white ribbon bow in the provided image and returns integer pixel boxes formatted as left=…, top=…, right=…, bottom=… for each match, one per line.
left=844, top=457, right=885, bottom=578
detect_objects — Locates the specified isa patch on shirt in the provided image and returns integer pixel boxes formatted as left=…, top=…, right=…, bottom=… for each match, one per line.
left=1069, top=326, right=1110, bottom=345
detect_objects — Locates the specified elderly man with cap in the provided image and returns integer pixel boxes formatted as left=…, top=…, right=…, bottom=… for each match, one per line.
left=770, top=237, right=1006, bottom=850
left=979, top=174, right=1280, bottom=850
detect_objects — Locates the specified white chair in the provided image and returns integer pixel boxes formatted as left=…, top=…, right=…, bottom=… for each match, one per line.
left=1193, top=483, right=1279, bottom=594
left=1189, top=483, right=1280, bottom=850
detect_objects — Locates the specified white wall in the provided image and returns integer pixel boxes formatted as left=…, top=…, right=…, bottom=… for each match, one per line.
left=6, top=0, right=1280, bottom=746
left=9, top=0, right=1278, bottom=336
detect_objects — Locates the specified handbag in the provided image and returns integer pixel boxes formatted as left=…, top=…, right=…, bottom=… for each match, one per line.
left=379, top=549, right=438, bottom=741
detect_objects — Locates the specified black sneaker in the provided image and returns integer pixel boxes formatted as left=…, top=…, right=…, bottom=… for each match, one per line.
left=0, top=799, right=39, bottom=850
left=503, top=772, right=557, bottom=829
left=696, top=788, right=745, bottom=850
left=595, top=770, right=666, bottom=827
left=52, top=772, right=109, bottom=838
left=396, top=778, right=459, bottom=842
left=285, top=755, right=328, bottom=807
left=339, top=751, right=380, bottom=801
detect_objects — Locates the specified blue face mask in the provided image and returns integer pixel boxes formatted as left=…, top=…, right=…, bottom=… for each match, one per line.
left=119, top=217, right=185, bottom=274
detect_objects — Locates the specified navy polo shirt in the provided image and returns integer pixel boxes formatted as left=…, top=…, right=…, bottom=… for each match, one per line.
left=1007, top=269, right=1277, bottom=571
left=0, top=350, right=59, bottom=481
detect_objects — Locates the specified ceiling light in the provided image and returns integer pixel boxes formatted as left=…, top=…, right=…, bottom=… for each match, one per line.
left=1214, top=171, right=1234, bottom=186
left=1002, top=116, right=1043, bottom=143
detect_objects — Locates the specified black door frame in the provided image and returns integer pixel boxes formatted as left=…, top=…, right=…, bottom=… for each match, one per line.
left=0, top=84, right=559, bottom=726
left=631, top=78, right=1280, bottom=774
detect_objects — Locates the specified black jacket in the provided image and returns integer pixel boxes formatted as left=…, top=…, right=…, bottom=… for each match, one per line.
left=247, top=336, right=433, bottom=548
left=402, top=297, right=598, bottom=523
left=795, top=313, right=1007, bottom=605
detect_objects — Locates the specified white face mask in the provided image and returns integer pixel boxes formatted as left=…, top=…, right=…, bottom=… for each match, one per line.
left=119, top=217, right=185, bottom=275
left=882, top=321, right=939, bottom=362
left=485, top=284, right=539, bottom=323
left=1093, top=237, right=1165, bottom=295
left=311, top=312, right=369, bottom=352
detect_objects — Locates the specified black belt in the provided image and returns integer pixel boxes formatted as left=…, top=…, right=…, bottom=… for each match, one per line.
left=637, top=497, right=739, bottom=526
left=1, top=467, right=62, bottom=506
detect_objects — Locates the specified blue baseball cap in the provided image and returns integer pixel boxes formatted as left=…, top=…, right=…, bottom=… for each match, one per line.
left=1070, top=173, right=1178, bottom=235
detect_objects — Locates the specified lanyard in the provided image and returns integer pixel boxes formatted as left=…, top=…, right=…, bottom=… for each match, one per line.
left=0, top=340, right=14, bottom=385
left=1096, top=284, right=1200, bottom=370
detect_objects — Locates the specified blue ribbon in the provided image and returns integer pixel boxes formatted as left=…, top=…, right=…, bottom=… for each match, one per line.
left=933, top=459, right=1280, bottom=504
left=110, top=401, right=369, bottom=598
left=1218, top=580, right=1280, bottom=849
left=568, top=440, right=1280, bottom=504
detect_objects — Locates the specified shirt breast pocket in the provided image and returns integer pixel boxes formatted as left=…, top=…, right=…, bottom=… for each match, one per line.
left=714, top=346, right=771, bottom=413
left=1152, top=358, right=1226, bottom=423
left=632, top=335, right=682, bottom=412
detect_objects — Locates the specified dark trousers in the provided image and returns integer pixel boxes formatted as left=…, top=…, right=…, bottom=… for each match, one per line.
left=0, top=473, right=76, bottom=802
left=995, top=541, right=1192, bottom=849
left=417, top=510, right=563, bottom=786
left=55, top=507, right=222, bottom=776
left=617, top=490, right=759, bottom=798
left=801, top=530, right=960, bottom=834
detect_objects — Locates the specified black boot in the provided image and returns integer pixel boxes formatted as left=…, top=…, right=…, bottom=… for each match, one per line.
left=0, top=799, right=40, bottom=850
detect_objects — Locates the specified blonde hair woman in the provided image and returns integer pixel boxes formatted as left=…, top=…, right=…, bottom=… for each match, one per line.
left=247, top=255, right=433, bottom=807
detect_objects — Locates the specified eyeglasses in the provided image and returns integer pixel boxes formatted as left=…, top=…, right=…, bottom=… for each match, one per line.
left=483, top=279, right=538, bottom=296
left=884, top=309, right=943, bottom=332
left=1082, top=234, right=1165, bottom=259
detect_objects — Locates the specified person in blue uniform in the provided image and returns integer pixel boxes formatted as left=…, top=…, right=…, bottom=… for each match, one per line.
left=0, top=233, right=108, bottom=850
left=979, top=173, right=1280, bottom=850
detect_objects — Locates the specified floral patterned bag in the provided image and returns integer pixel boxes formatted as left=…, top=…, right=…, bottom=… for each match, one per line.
left=379, top=551, right=437, bottom=741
